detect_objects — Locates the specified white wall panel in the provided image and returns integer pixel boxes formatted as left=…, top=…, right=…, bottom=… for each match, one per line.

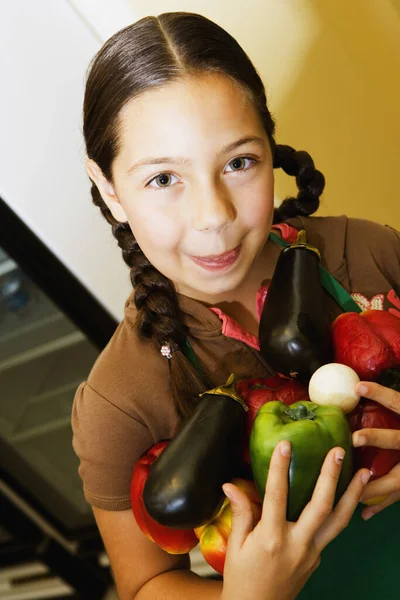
left=0, top=0, right=134, bottom=321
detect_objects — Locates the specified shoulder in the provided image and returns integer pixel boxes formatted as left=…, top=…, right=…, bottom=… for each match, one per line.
left=304, top=216, right=399, bottom=276
left=286, top=214, right=399, bottom=265
left=285, top=214, right=400, bottom=302
left=342, top=217, right=400, bottom=300
left=90, top=306, right=171, bottom=414
left=285, top=213, right=399, bottom=239
left=75, top=299, right=179, bottom=441
left=343, top=217, right=400, bottom=255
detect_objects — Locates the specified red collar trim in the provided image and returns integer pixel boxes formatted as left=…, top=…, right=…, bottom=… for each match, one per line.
left=209, top=224, right=298, bottom=349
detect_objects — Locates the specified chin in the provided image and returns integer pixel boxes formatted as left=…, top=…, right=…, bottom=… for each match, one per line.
left=191, top=270, right=248, bottom=300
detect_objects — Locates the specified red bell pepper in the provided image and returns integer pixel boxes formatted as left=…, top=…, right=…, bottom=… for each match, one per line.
left=347, top=398, right=400, bottom=483
left=194, top=478, right=262, bottom=576
left=130, top=441, right=198, bottom=554
left=332, top=309, right=400, bottom=381
left=236, top=376, right=309, bottom=464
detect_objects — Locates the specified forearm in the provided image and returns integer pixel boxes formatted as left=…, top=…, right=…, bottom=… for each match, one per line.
left=135, top=569, right=223, bottom=600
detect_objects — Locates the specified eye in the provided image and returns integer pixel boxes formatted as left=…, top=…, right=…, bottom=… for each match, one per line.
left=225, top=157, right=256, bottom=173
left=147, top=172, right=180, bottom=188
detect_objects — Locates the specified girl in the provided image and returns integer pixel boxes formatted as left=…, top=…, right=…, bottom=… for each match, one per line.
left=72, top=12, right=400, bottom=600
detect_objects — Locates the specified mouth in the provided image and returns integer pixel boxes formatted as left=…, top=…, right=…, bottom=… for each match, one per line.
left=188, top=244, right=242, bottom=271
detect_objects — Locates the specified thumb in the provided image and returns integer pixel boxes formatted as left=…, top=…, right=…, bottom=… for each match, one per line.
left=222, top=483, right=255, bottom=548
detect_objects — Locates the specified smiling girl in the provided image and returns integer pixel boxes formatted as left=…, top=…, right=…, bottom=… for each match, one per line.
left=72, top=12, right=400, bottom=600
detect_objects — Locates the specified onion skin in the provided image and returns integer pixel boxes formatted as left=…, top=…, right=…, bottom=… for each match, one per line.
left=308, top=363, right=360, bottom=414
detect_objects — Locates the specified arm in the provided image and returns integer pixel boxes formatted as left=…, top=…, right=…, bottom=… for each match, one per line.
left=93, top=507, right=222, bottom=600
left=73, top=380, right=222, bottom=598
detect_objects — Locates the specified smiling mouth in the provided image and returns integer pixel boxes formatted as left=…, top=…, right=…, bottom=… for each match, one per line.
left=188, top=244, right=242, bottom=270
left=191, top=246, right=240, bottom=261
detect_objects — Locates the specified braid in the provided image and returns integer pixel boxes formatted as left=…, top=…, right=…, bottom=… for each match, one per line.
left=273, top=144, right=325, bottom=224
left=90, top=183, right=209, bottom=420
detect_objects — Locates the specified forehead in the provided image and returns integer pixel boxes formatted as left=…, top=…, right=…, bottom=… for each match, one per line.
left=114, top=73, right=266, bottom=165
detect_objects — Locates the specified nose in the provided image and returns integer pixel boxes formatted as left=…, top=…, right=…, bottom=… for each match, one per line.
left=191, top=182, right=236, bottom=232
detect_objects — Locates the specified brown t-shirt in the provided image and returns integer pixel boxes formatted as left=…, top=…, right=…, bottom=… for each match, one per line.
left=71, top=216, right=400, bottom=511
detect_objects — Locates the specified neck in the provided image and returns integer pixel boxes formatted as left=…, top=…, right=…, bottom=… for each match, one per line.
left=203, top=235, right=282, bottom=335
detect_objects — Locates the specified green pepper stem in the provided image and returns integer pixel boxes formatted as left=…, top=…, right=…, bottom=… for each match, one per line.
left=285, top=404, right=316, bottom=421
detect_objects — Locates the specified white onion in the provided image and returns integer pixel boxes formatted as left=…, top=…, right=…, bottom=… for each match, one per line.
left=308, top=363, right=361, bottom=413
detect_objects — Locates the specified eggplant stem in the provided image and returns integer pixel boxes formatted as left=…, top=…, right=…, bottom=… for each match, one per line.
left=199, top=373, right=248, bottom=411
left=288, top=229, right=321, bottom=260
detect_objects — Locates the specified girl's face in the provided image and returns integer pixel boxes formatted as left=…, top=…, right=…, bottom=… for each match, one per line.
left=90, top=73, right=275, bottom=304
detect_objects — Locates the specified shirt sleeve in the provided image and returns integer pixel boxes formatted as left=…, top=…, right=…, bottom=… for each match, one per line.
left=71, top=381, right=154, bottom=511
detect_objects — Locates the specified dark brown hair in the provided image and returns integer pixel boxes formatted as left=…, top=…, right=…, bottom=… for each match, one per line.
left=83, top=12, right=325, bottom=420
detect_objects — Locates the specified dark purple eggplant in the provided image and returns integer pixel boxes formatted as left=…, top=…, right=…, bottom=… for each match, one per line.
left=259, top=231, right=333, bottom=381
left=143, top=374, right=247, bottom=529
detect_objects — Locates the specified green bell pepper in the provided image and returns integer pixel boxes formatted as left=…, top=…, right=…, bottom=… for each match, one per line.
left=250, top=401, right=353, bottom=521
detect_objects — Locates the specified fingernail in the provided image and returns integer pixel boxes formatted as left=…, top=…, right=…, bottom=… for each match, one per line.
left=223, top=486, right=233, bottom=501
left=363, top=511, right=374, bottom=521
left=361, top=471, right=371, bottom=485
left=280, top=441, right=291, bottom=457
left=353, top=434, right=366, bottom=447
left=335, top=449, right=345, bottom=464
left=356, top=383, right=368, bottom=396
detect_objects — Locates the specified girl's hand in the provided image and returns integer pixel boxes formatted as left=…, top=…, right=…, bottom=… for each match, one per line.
left=220, top=442, right=370, bottom=600
left=352, top=381, right=400, bottom=520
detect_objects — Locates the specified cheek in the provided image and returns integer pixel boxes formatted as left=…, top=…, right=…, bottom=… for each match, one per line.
left=126, top=205, right=183, bottom=257
left=241, top=178, right=274, bottom=230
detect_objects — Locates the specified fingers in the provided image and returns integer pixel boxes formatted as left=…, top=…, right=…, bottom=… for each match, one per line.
left=310, top=556, right=322, bottom=575
left=360, top=463, right=400, bottom=503
left=353, top=428, right=400, bottom=450
left=295, top=447, right=346, bottom=538
left=313, top=468, right=371, bottom=552
left=356, top=382, right=400, bottom=415
left=222, top=482, right=256, bottom=549
left=261, top=441, right=291, bottom=531
left=361, top=490, right=400, bottom=520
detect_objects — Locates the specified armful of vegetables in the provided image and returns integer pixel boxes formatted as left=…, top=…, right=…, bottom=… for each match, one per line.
left=133, top=229, right=399, bottom=557
left=257, top=229, right=399, bottom=510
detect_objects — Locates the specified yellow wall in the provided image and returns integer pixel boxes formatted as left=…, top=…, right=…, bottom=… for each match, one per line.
left=130, top=0, right=400, bottom=227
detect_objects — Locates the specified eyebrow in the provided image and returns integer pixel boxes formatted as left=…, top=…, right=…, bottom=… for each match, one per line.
left=126, top=135, right=266, bottom=174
